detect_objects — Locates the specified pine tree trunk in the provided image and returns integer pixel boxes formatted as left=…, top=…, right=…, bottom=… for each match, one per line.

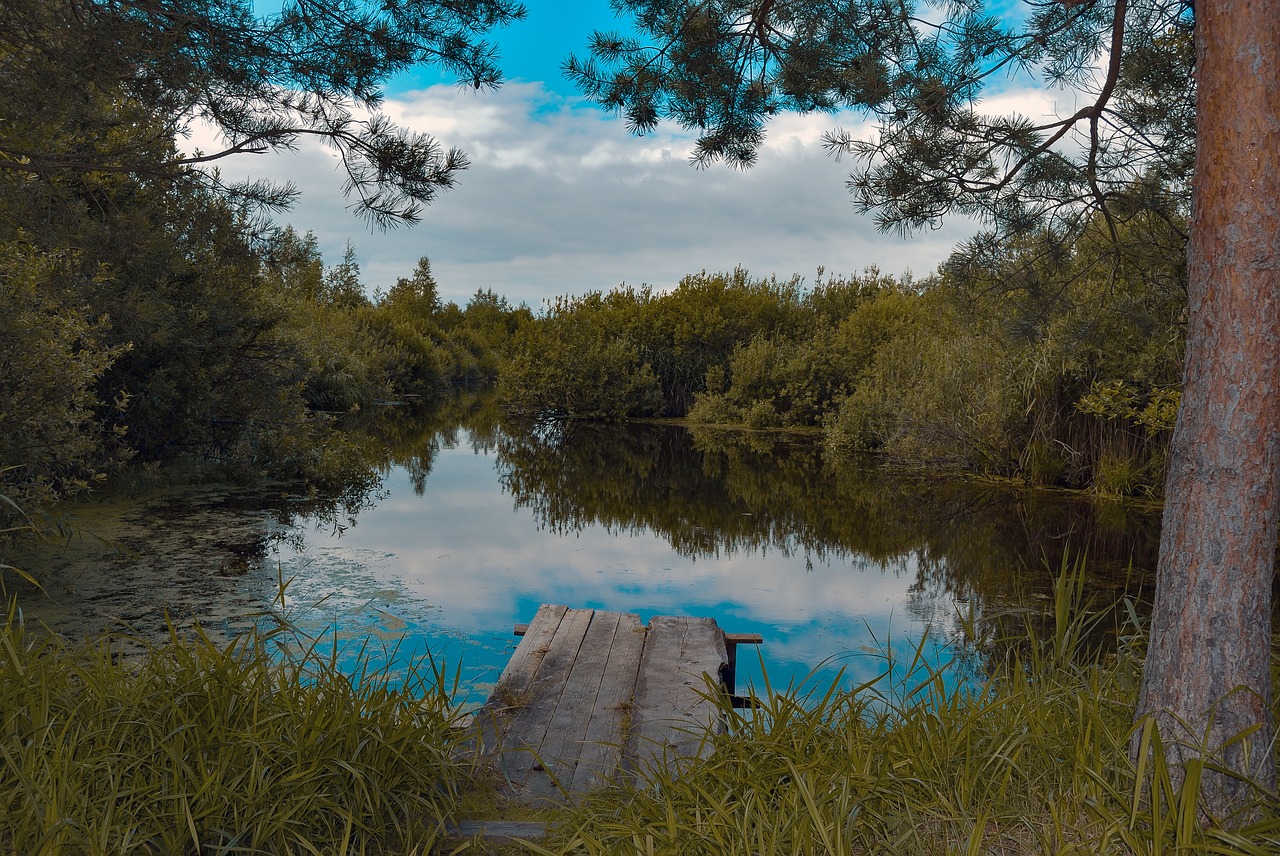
left=1134, top=0, right=1280, bottom=821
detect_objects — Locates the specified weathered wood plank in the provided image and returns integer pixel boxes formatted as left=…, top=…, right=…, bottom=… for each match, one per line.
left=474, top=606, right=752, bottom=806
left=566, top=610, right=645, bottom=795
left=625, top=615, right=728, bottom=776
left=522, top=610, right=625, bottom=801
left=497, top=607, right=594, bottom=789
left=493, top=604, right=567, bottom=702
left=468, top=603, right=567, bottom=756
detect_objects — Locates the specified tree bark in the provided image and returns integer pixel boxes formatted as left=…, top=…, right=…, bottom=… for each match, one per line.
left=1134, top=0, right=1280, bottom=821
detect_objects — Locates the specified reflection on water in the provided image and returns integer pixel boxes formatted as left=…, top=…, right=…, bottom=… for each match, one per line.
left=4, top=401, right=1161, bottom=707
left=275, top=410, right=1159, bottom=706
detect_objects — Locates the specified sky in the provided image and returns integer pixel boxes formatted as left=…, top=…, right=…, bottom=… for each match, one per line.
left=214, top=1, right=1055, bottom=308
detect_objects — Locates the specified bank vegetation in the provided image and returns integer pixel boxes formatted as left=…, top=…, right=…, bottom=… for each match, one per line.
left=500, top=206, right=1185, bottom=498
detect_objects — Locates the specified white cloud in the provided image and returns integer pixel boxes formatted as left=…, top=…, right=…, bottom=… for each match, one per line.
left=195, top=82, right=982, bottom=306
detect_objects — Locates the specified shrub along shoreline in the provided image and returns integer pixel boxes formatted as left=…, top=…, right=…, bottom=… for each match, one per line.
left=501, top=228, right=1185, bottom=500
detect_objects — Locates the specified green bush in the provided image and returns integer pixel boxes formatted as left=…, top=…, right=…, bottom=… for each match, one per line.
left=0, top=244, right=127, bottom=517
left=684, top=392, right=742, bottom=426
left=502, top=270, right=811, bottom=420
left=826, top=316, right=1023, bottom=473
left=499, top=290, right=665, bottom=420
left=689, top=284, right=924, bottom=430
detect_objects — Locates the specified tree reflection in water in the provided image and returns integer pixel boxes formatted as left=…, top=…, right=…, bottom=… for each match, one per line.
left=495, top=417, right=1161, bottom=666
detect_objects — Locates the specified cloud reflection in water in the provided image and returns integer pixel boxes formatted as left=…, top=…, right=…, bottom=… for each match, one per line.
left=275, top=428, right=969, bottom=707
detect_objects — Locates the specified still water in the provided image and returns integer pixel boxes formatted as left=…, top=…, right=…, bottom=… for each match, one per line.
left=4, top=404, right=1162, bottom=707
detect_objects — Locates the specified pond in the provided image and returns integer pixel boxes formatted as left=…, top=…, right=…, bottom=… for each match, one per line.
left=2, top=399, right=1162, bottom=708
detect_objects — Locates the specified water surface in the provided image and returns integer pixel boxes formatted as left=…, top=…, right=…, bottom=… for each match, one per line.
left=4, top=407, right=1161, bottom=706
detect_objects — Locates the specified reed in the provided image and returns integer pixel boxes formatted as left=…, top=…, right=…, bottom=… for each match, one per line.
left=537, top=567, right=1280, bottom=855
left=0, top=603, right=468, bottom=855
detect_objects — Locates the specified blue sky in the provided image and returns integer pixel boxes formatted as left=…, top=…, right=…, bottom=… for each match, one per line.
left=223, top=1, right=1055, bottom=307
left=385, top=0, right=621, bottom=96
left=382, top=0, right=1035, bottom=98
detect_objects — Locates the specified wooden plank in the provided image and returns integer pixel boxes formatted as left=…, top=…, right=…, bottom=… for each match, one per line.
left=566, top=610, right=646, bottom=795
left=625, top=615, right=728, bottom=776
left=468, top=604, right=567, bottom=755
left=476, top=606, right=756, bottom=805
left=493, top=604, right=567, bottom=702
left=522, top=610, right=624, bottom=801
left=496, top=607, right=594, bottom=790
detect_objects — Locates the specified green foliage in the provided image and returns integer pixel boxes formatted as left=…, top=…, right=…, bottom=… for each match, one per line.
left=501, top=269, right=813, bottom=420
left=0, top=0, right=527, bottom=226
left=437, top=288, right=532, bottom=390
left=88, top=196, right=317, bottom=474
left=808, top=213, right=1181, bottom=497
left=568, top=0, right=1194, bottom=252
left=0, top=148, right=524, bottom=527
left=0, top=244, right=127, bottom=516
left=0, top=606, right=467, bottom=854
left=272, top=242, right=528, bottom=413
left=500, top=289, right=665, bottom=420
left=503, top=242, right=1182, bottom=496
left=690, top=276, right=922, bottom=429
left=502, top=299, right=663, bottom=421
left=323, top=243, right=373, bottom=311
left=641, top=269, right=808, bottom=414
left=0, top=159, right=360, bottom=504
left=385, top=256, right=442, bottom=322
left=826, top=297, right=1024, bottom=474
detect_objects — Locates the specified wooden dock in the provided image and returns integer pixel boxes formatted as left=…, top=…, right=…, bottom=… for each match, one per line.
left=467, top=604, right=762, bottom=806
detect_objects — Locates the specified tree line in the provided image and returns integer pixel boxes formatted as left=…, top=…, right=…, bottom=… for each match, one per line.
left=0, top=171, right=530, bottom=523
left=500, top=201, right=1185, bottom=498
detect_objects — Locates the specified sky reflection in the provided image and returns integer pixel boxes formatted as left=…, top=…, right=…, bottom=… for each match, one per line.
left=276, top=429, right=971, bottom=707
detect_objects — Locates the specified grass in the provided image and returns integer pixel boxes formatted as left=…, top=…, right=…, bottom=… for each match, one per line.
left=0, top=602, right=474, bottom=855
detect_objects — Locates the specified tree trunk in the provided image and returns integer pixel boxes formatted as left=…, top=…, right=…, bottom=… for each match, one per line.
left=1134, top=0, right=1280, bottom=821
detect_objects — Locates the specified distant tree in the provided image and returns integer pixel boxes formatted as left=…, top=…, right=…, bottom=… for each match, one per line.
left=570, top=0, right=1277, bottom=820
left=323, top=242, right=370, bottom=309
left=0, top=0, right=525, bottom=226
left=262, top=228, right=327, bottom=303
left=386, top=256, right=442, bottom=320
left=466, top=287, right=511, bottom=313
left=462, top=287, right=523, bottom=346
